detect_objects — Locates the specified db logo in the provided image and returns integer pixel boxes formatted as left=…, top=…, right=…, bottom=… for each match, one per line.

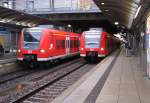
left=28, top=50, right=32, bottom=54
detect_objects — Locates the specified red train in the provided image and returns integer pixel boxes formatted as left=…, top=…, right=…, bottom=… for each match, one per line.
left=17, top=27, right=80, bottom=66
left=80, top=28, right=120, bottom=61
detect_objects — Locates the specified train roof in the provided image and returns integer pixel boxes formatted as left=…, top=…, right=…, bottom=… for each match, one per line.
left=23, top=27, right=80, bottom=36
left=89, top=28, right=105, bottom=31
left=48, top=29, right=80, bottom=36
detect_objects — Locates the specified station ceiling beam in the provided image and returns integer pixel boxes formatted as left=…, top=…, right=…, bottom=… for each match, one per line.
left=93, top=0, right=141, bottom=29
left=132, top=0, right=150, bottom=28
left=0, top=6, right=63, bottom=28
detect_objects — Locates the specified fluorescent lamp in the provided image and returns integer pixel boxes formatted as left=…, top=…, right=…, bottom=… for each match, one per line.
left=101, top=3, right=105, bottom=5
left=114, top=21, right=119, bottom=25
left=134, top=5, right=141, bottom=18
left=68, top=24, right=71, bottom=28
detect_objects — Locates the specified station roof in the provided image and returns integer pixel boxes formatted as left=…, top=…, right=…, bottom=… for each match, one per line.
left=0, top=6, right=62, bottom=28
left=94, top=0, right=142, bottom=29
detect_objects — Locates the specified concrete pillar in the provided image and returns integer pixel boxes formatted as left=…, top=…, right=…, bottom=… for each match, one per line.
left=16, top=32, right=18, bottom=47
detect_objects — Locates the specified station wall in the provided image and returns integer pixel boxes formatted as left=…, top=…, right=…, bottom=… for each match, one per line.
left=0, top=26, right=19, bottom=55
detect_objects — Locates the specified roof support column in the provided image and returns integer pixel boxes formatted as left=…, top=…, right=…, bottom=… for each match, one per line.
left=145, top=11, right=150, bottom=78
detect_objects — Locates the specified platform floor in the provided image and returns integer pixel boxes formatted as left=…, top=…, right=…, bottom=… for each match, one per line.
left=96, top=50, right=150, bottom=103
left=52, top=49, right=150, bottom=103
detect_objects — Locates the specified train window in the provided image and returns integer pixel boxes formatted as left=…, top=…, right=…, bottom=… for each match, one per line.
left=72, top=40, right=74, bottom=47
left=74, top=40, right=76, bottom=47
left=77, top=40, right=79, bottom=47
left=76, top=40, right=78, bottom=47
left=70, top=40, right=73, bottom=48
left=56, top=40, right=60, bottom=49
left=73, top=38, right=79, bottom=48
left=74, top=40, right=78, bottom=47
left=56, top=40, right=65, bottom=49
left=72, top=40, right=74, bottom=48
left=62, top=40, right=65, bottom=48
left=70, top=40, right=72, bottom=48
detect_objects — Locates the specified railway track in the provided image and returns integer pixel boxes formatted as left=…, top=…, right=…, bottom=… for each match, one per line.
left=0, top=57, right=80, bottom=92
left=23, top=64, right=96, bottom=103
left=13, top=62, right=88, bottom=103
left=0, top=58, right=96, bottom=103
left=0, top=58, right=90, bottom=102
left=0, top=69, right=36, bottom=85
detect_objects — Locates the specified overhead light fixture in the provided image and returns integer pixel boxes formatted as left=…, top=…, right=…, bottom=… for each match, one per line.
left=21, top=22, right=28, bottom=26
left=101, top=2, right=105, bottom=5
left=16, top=22, right=21, bottom=25
left=68, top=24, right=71, bottom=28
left=32, top=24, right=36, bottom=27
left=134, top=5, right=141, bottom=19
left=114, top=21, right=119, bottom=25
left=27, top=23, right=32, bottom=27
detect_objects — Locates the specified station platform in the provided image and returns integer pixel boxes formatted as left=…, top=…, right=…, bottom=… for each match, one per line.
left=51, top=49, right=150, bottom=103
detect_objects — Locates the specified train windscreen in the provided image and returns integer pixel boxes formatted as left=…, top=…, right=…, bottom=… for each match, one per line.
left=22, top=28, right=44, bottom=50
left=23, top=29, right=42, bottom=42
left=84, top=31, right=101, bottom=48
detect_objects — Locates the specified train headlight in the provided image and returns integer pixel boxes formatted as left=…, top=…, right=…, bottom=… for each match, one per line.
left=18, top=49, right=21, bottom=53
left=40, top=49, right=45, bottom=53
left=81, top=48, right=84, bottom=50
left=101, top=48, right=104, bottom=51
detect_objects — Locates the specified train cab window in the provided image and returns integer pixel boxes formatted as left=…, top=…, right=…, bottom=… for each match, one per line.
left=23, top=30, right=42, bottom=43
left=84, top=31, right=101, bottom=48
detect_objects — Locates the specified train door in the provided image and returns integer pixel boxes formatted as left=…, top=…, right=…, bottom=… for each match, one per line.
left=66, top=36, right=70, bottom=55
